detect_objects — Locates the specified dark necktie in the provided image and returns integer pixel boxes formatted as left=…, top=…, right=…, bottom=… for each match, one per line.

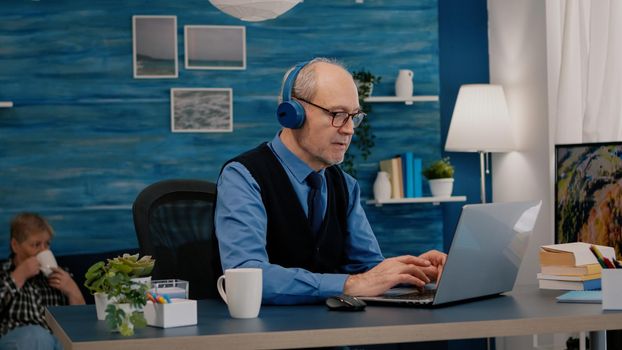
left=306, top=171, right=323, bottom=234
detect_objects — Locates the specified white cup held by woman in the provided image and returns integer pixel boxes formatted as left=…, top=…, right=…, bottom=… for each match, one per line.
left=36, top=249, right=58, bottom=277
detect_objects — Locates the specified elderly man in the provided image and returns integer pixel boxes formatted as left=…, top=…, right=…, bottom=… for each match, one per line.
left=215, top=57, right=446, bottom=304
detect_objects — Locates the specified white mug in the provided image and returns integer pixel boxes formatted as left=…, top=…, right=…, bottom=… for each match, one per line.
left=36, top=249, right=58, bottom=277
left=217, top=268, right=262, bottom=319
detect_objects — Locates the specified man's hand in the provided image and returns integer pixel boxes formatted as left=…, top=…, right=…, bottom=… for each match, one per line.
left=343, top=255, right=432, bottom=297
left=418, top=250, right=447, bottom=282
left=48, top=267, right=86, bottom=305
left=11, top=257, right=41, bottom=289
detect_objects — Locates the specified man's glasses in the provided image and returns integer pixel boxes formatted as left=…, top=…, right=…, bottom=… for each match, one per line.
left=294, top=97, right=366, bottom=128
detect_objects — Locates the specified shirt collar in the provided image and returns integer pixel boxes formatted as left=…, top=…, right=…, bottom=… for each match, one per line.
left=268, top=131, right=325, bottom=184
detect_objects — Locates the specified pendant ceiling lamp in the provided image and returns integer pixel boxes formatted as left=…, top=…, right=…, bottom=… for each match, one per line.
left=209, top=0, right=302, bottom=22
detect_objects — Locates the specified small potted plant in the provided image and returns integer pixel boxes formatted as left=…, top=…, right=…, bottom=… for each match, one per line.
left=422, top=157, right=455, bottom=197
left=352, top=69, right=381, bottom=97
left=104, top=271, right=150, bottom=336
left=84, top=253, right=155, bottom=333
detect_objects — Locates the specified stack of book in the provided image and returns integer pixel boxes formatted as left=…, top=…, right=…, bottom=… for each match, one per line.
left=537, top=242, right=615, bottom=290
left=378, top=152, right=423, bottom=199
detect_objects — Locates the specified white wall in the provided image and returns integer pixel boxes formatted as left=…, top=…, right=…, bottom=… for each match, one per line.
left=487, top=0, right=554, bottom=349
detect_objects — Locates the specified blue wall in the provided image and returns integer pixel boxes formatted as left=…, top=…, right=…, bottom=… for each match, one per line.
left=0, top=0, right=457, bottom=257
left=439, top=0, right=491, bottom=251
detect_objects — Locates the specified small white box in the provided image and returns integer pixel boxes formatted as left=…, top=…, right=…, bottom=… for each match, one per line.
left=144, top=299, right=197, bottom=328
left=601, top=269, right=622, bottom=310
left=151, top=279, right=189, bottom=299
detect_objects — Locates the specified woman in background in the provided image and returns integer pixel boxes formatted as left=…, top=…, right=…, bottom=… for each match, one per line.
left=0, top=213, right=84, bottom=350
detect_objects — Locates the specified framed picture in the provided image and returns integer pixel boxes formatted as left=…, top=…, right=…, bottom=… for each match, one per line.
left=555, top=141, right=622, bottom=258
left=133, top=15, right=178, bottom=78
left=184, top=25, right=246, bottom=70
left=170, top=88, right=233, bottom=133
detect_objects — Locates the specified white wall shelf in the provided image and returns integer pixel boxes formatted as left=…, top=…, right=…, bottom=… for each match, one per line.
left=0, top=101, right=13, bottom=108
left=363, top=95, right=439, bottom=105
left=366, top=195, right=467, bottom=207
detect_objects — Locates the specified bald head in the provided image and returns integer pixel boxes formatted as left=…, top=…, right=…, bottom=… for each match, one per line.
left=281, top=58, right=356, bottom=102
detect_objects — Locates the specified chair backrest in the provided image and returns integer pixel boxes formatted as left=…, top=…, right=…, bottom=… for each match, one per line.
left=132, top=179, right=222, bottom=299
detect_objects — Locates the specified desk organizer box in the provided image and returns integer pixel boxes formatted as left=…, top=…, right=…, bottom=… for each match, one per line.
left=150, top=279, right=189, bottom=299
left=144, top=299, right=198, bottom=328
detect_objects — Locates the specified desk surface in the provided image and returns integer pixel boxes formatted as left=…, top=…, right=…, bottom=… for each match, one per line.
left=47, top=285, right=622, bottom=350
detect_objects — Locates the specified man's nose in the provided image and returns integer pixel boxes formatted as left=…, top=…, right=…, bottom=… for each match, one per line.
left=339, top=117, right=355, bottom=135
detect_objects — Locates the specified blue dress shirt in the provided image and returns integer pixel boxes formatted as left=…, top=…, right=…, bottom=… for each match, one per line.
left=215, top=133, right=384, bottom=304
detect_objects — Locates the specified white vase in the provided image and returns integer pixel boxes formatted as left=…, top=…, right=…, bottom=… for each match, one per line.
left=94, top=292, right=110, bottom=320
left=395, top=69, right=414, bottom=97
left=373, top=171, right=392, bottom=201
left=428, top=178, right=454, bottom=197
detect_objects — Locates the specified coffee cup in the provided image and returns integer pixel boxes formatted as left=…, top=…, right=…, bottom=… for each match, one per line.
left=216, top=268, right=262, bottom=319
left=36, top=249, right=58, bottom=277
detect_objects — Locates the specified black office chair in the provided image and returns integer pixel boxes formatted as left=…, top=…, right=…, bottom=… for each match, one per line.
left=132, top=179, right=222, bottom=299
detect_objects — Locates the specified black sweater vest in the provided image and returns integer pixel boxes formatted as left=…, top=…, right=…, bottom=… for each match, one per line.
left=226, top=143, right=349, bottom=273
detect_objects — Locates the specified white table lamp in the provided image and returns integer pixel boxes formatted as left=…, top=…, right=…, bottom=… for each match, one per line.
left=209, top=0, right=302, bottom=22
left=445, top=84, right=515, bottom=203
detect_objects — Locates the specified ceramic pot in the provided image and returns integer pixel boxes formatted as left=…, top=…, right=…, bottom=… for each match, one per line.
left=94, top=292, right=110, bottom=320
left=428, top=178, right=454, bottom=197
left=395, top=69, right=414, bottom=97
left=355, top=80, right=374, bottom=96
left=131, top=276, right=152, bottom=287
left=373, top=171, right=392, bottom=201
left=112, top=303, right=136, bottom=334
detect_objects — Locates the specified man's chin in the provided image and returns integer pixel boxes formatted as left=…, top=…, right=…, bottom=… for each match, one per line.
left=331, top=155, right=346, bottom=166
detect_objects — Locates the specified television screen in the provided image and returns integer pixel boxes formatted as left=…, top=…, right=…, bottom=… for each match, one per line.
left=555, top=142, right=622, bottom=259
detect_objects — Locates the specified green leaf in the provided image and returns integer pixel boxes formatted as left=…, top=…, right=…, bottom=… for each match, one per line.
left=119, top=322, right=133, bottom=336
left=105, top=304, right=123, bottom=331
left=130, top=312, right=147, bottom=329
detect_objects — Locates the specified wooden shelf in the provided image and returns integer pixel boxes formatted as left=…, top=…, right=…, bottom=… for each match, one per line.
left=363, top=95, right=439, bottom=105
left=0, top=101, right=13, bottom=108
left=366, top=196, right=467, bottom=207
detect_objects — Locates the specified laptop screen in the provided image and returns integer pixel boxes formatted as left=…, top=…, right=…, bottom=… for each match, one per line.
left=433, top=201, right=542, bottom=305
left=360, top=201, right=542, bottom=306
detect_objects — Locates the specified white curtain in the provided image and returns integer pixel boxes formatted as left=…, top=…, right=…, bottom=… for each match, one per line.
left=547, top=0, right=622, bottom=144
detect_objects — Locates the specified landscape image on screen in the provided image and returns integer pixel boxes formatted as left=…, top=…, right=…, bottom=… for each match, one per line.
left=556, top=142, right=622, bottom=259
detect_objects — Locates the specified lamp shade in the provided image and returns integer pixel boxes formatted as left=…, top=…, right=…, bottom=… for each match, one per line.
left=445, top=84, right=515, bottom=152
left=209, top=0, right=302, bottom=22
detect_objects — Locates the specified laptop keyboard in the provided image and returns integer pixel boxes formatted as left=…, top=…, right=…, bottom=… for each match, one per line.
left=388, top=289, right=436, bottom=301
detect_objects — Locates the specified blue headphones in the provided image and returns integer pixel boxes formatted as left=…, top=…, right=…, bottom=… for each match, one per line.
left=276, top=61, right=309, bottom=129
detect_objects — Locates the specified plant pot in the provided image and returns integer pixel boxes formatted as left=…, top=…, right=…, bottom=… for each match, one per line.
left=428, top=178, right=454, bottom=197
left=131, top=276, right=152, bottom=287
left=94, top=292, right=110, bottom=320
left=112, top=303, right=136, bottom=335
left=355, top=80, right=374, bottom=96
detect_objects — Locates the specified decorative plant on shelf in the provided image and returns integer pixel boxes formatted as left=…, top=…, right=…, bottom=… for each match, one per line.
left=422, top=157, right=454, bottom=180
left=84, top=253, right=155, bottom=336
left=342, top=69, right=382, bottom=176
left=422, top=157, right=455, bottom=197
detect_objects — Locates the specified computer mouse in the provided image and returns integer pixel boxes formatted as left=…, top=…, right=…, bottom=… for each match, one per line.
left=325, top=295, right=366, bottom=311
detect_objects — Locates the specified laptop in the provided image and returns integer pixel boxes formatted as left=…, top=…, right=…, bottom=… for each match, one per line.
left=360, top=200, right=542, bottom=307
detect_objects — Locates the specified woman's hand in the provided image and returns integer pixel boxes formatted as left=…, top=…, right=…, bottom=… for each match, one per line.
left=11, top=257, right=41, bottom=288
left=48, top=267, right=85, bottom=305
